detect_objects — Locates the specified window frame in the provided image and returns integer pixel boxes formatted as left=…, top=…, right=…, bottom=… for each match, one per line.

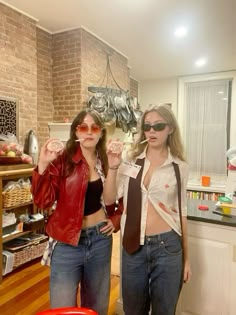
left=177, top=71, right=236, bottom=183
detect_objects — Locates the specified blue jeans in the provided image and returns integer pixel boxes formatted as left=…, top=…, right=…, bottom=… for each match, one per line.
left=50, top=222, right=112, bottom=315
left=122, top=229, right=183, bottom=315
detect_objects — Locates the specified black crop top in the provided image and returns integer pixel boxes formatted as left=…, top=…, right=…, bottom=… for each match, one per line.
left=84, top=178, right=103, bottom=216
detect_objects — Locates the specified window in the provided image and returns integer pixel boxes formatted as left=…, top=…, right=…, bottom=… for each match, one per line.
left=178, top=72, right=236, bottom=185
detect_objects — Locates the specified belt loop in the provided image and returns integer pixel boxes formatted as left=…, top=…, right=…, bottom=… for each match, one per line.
left=96, top=224, right=100, bottom=235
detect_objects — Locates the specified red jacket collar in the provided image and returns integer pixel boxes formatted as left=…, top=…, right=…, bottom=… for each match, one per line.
left=72, top=144, right=83, bottom=164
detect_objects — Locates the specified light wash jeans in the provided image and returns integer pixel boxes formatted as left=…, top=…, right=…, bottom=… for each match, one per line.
left=50, top=222, right=112, bottom=315
left=122, top=229, right=183, bottom=315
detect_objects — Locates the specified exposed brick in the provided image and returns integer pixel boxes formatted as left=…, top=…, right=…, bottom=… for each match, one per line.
left=0, top=4, right=139, bottom=149
left=0, top=3, right=37, bottom=146
left=36, top=28, right=53, bottom=145
left=130, top=78, right=139, bottom=98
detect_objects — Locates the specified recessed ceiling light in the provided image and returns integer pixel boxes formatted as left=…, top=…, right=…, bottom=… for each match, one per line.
left=174, top=26, right=188, bottom=38
left=195, top=57, right=207, bottom=67
left=218, top=91, right=224, bottom=94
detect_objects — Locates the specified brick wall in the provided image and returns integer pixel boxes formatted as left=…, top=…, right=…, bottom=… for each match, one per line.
left=36, top=28, right=53, bottom=145
left=0, top=3, right=37, bottom=145
left=50, top=28, right=131, bottom=121
left=130, top=77, right=139, bottom=98
left=81, top=29, right=130, bottom=105
left=0, top=4, right=138, bottom=148
left=52, top=29, right=82, bottom=122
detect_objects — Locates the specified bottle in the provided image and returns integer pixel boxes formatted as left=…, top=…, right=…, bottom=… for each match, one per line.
left=28, top=130, right=39, bottom=164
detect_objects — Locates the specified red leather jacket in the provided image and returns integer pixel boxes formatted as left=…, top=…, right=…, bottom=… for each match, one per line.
left=31, top=147, right=122, bottom=246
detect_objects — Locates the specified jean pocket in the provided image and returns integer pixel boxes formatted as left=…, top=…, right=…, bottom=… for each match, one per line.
left=100, top=232, right=112, bottom=239
left=161, top=236, right=182, bottom=256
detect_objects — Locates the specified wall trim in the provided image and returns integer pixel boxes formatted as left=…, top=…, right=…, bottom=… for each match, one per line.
left=81, top=26, right=129, bottom=60
left=38, top=24, right=129, bottom=62
left=0, top=1, right=38, bottom=22
left=0, top=1, right=131, bottom=67
left=38, top=24, right=130, bottom=62
left=37, top=24, right=52, bottom=34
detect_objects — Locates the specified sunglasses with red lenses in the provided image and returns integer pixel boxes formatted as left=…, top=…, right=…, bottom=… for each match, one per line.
left=76, top=123, right=102, bottom=134
left=143, top=122, right=168, bottom=132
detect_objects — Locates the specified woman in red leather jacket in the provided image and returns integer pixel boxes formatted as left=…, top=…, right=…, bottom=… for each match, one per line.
left=31, top=109, right=122, bottom=315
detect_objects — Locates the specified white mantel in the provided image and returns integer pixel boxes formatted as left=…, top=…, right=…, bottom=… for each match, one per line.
left=48, top=122, right=71, bottom=143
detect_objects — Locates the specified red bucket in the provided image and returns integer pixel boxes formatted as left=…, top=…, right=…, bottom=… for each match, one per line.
left=36, top=307, right=98, bottom=315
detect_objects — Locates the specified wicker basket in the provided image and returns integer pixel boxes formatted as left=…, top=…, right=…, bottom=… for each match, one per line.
left=2, top=186, right=32, bottom=208
left=10, top=236, right=48, bottom=268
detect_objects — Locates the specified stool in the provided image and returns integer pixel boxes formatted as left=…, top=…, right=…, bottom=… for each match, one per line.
left=36, top=307, right=98, bottom=315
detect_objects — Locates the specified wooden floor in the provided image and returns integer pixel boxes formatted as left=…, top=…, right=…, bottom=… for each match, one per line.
left=0, top=258, right=120, bottom=315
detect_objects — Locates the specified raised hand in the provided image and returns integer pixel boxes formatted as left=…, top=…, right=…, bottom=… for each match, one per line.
left=106, top=139, right=123, bottom=169
left=38, top=138, right=64, bottom=174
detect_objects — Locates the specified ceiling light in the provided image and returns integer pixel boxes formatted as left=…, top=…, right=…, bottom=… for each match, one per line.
left=195, top=58, right=207, bottom=67
left=174, top=26, right=188, bottom=38
left=218, top=91, right=224, bottom=94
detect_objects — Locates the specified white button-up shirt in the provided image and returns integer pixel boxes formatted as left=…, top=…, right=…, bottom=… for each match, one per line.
left=117, top=149, right=189, bottom=245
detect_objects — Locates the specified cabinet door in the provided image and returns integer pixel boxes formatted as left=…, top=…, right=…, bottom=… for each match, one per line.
left=229, top=244, right=236, bottom=315
left=178, top=236, right=231, bottom=315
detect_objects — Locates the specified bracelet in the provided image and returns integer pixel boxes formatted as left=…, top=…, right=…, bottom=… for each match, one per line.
left=109, top=166, right=119, bottom=170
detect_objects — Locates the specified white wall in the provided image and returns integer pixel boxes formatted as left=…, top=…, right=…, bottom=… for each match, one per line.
left=139, top=77, right=178, bottom=114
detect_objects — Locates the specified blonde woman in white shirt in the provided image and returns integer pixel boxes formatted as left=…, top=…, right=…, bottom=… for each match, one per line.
left=105, top=104, right=192, bottom=315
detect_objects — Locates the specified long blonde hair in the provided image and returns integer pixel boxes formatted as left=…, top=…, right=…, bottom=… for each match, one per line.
left=128, top=104, right=186, bottom=161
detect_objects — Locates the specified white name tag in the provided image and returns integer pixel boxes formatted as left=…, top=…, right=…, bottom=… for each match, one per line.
left=119, top=161, right=142, bottom=179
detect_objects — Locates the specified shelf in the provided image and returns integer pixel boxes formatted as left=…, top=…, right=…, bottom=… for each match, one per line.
left=2, top=231, right=31, bottom=244
left=187, top=184, right=225, bottom=193
left=3, top=201, right=33, bottom=211
left=187, top=190, right=224, bottom=201
left=0, top=164, right=35, bottom=172
left=0, top=166, right=39, bottom=282
left=187, top=182, right=225, bottom=201
left=0, top=166, right=34, bottom=178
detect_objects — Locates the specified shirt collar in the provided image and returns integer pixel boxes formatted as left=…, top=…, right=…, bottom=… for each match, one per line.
left=137, top=146, right=181, bottom=165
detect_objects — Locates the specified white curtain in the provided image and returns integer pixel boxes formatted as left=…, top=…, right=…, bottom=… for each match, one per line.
left=184, top=79, right=231, bottom=180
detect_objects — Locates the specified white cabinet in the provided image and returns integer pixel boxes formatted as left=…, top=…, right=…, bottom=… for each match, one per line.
left=177, top=221, right=236, bottom=315
left=116, top=219, right=236, bottom=315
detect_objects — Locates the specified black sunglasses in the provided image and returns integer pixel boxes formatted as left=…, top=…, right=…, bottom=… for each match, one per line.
left=143, top=122, right=168, bottom=132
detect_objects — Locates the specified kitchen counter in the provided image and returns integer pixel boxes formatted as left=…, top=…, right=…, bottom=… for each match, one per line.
left=187, top=198, right=236, bottom=227
left=177, top=199, right=236, bottom=315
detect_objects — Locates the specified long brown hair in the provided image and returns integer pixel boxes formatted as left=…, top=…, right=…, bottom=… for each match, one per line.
left=65, top=109, right=108, bottom=176
left=129, top=104, right=186, bottom=161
